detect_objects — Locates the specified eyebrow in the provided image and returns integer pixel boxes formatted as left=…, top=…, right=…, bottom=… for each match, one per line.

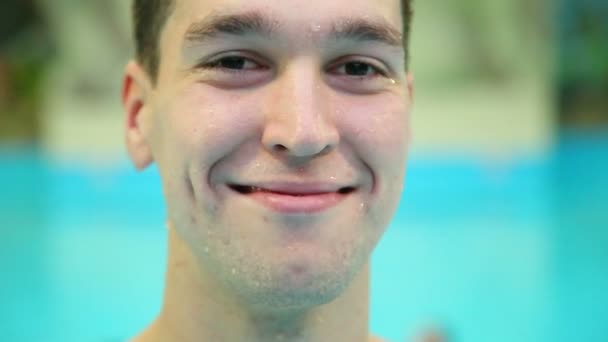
left=331, top=18, right=403, bottom=47
left=184, top=11, right=404, bottom=47
left=184, top=11, right=280, bottom=43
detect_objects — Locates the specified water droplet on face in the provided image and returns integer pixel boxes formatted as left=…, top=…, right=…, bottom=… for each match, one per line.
left=330, top=176, right=337, bottom=181
left=335, top=21, right=346, bottom=33
left=203, top=246, right=209, bottom=253
left=231, top=268, right=237, bottom=275
left=310, top=23, right=322, bottom=32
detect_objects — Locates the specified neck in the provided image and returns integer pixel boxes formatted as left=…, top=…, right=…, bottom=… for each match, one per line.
left=135, top=227, right=372, bottom=342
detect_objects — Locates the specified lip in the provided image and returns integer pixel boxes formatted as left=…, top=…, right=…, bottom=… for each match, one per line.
left=227, top=182, right=356, bottom=214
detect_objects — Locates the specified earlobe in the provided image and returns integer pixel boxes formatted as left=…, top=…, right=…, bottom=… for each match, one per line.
left=122, top=61, right=154, bottom=170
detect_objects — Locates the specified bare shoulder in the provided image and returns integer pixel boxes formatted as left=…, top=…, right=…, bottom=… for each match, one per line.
left=370, top=335, right=386, bottom=342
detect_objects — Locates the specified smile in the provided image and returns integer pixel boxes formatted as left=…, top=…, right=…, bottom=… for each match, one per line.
left=228, top=183, right=357, bottom=214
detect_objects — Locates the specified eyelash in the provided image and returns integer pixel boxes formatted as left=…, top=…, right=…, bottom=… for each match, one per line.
left=328, top=60, right=387, bottom=78
left=199, top=55, right=388, bottom=78
left=200, top=56, right=267, bottom=73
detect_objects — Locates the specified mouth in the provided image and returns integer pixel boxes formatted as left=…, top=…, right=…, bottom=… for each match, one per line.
left=228, top=184, right=357, bottom=196
left=227, top=183, right=357, bottom=213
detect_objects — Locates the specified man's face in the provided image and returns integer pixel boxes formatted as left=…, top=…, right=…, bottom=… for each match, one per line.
left=128, top=0, right=411, bottom=310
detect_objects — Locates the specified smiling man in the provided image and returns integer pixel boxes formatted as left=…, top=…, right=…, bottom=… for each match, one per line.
left=122, top=0, right=413, bottom=341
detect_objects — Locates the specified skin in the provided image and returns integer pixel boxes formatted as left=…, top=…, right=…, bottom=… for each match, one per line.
left=122, top=0, right=413, bottom=341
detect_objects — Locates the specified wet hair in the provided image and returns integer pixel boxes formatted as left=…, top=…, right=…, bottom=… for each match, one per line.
left=132, top=0, right=174, bottom=80
left=132, top=0, right=413, bottom=81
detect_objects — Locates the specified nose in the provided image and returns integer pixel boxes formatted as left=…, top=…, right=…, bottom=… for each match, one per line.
left=261, top=60, right=339, bottom=159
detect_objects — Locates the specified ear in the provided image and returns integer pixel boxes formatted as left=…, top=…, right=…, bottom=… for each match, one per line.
left=122, top=61, right=154, bottom=170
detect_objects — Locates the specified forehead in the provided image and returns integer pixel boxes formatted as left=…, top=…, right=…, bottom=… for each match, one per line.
left=166, top=0, right=403, bottom=38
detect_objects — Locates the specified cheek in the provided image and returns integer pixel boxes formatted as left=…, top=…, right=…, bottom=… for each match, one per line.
left=151, top=87, right=264, bottom=222
left=337, top=95, right=410, bottom=169
left=155, top=86, right=263, bottom=166
left=337, top=95, right=409, bottom=221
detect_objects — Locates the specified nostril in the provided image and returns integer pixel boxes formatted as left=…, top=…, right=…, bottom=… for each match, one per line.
left=273, top=144, right=288, bottom=152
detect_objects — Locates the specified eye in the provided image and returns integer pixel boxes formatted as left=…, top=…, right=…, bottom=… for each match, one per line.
left=194, top=53, right=272, bottom=88
left=330, top=60, right=386, bottom=78
left=342, top=62, right=377, bottom=76
left=325, top=58, right=394, bottom=94
left=202, top=55, right=265, bottom=72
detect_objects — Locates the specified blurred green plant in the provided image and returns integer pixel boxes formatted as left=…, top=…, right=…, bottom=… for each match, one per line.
left=558, top=0, right=608, bottom=85
left=557, top=0, right=608, bottom=126
left=0, top=1, right=54, bottom=142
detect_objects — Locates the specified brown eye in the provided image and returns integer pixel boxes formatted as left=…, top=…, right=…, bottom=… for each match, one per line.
left=329, top=59, right=386, bottom=78
left=195, top=53, right=273, bottom=89
left=344, top=62, right=374, bottom=76
left=325, top=57, right=393, bottom=94
left=217, top=56, right=247, bottom=69
left=203, top=55, right=264, bottom=71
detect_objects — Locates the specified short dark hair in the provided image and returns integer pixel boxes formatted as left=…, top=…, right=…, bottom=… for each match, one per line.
left=132, top=0, right=413, bottom=81
left=133, top=0, right=174, bottom=80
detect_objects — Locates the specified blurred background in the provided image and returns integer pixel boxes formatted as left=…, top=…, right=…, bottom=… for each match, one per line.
left=0, top=0, right=606, bottom=341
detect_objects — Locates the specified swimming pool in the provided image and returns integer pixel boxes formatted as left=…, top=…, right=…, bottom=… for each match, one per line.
left=1, top=131, right=606, bottom=342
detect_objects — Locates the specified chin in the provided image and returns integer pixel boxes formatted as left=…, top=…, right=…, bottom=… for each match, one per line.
left=227, top=246, right=368, bottom=313
left=239, top=275, right=350, bottom=313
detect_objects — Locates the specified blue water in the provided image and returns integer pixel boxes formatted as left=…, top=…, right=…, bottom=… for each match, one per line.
left=1, top=132, right=607, bottom=342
